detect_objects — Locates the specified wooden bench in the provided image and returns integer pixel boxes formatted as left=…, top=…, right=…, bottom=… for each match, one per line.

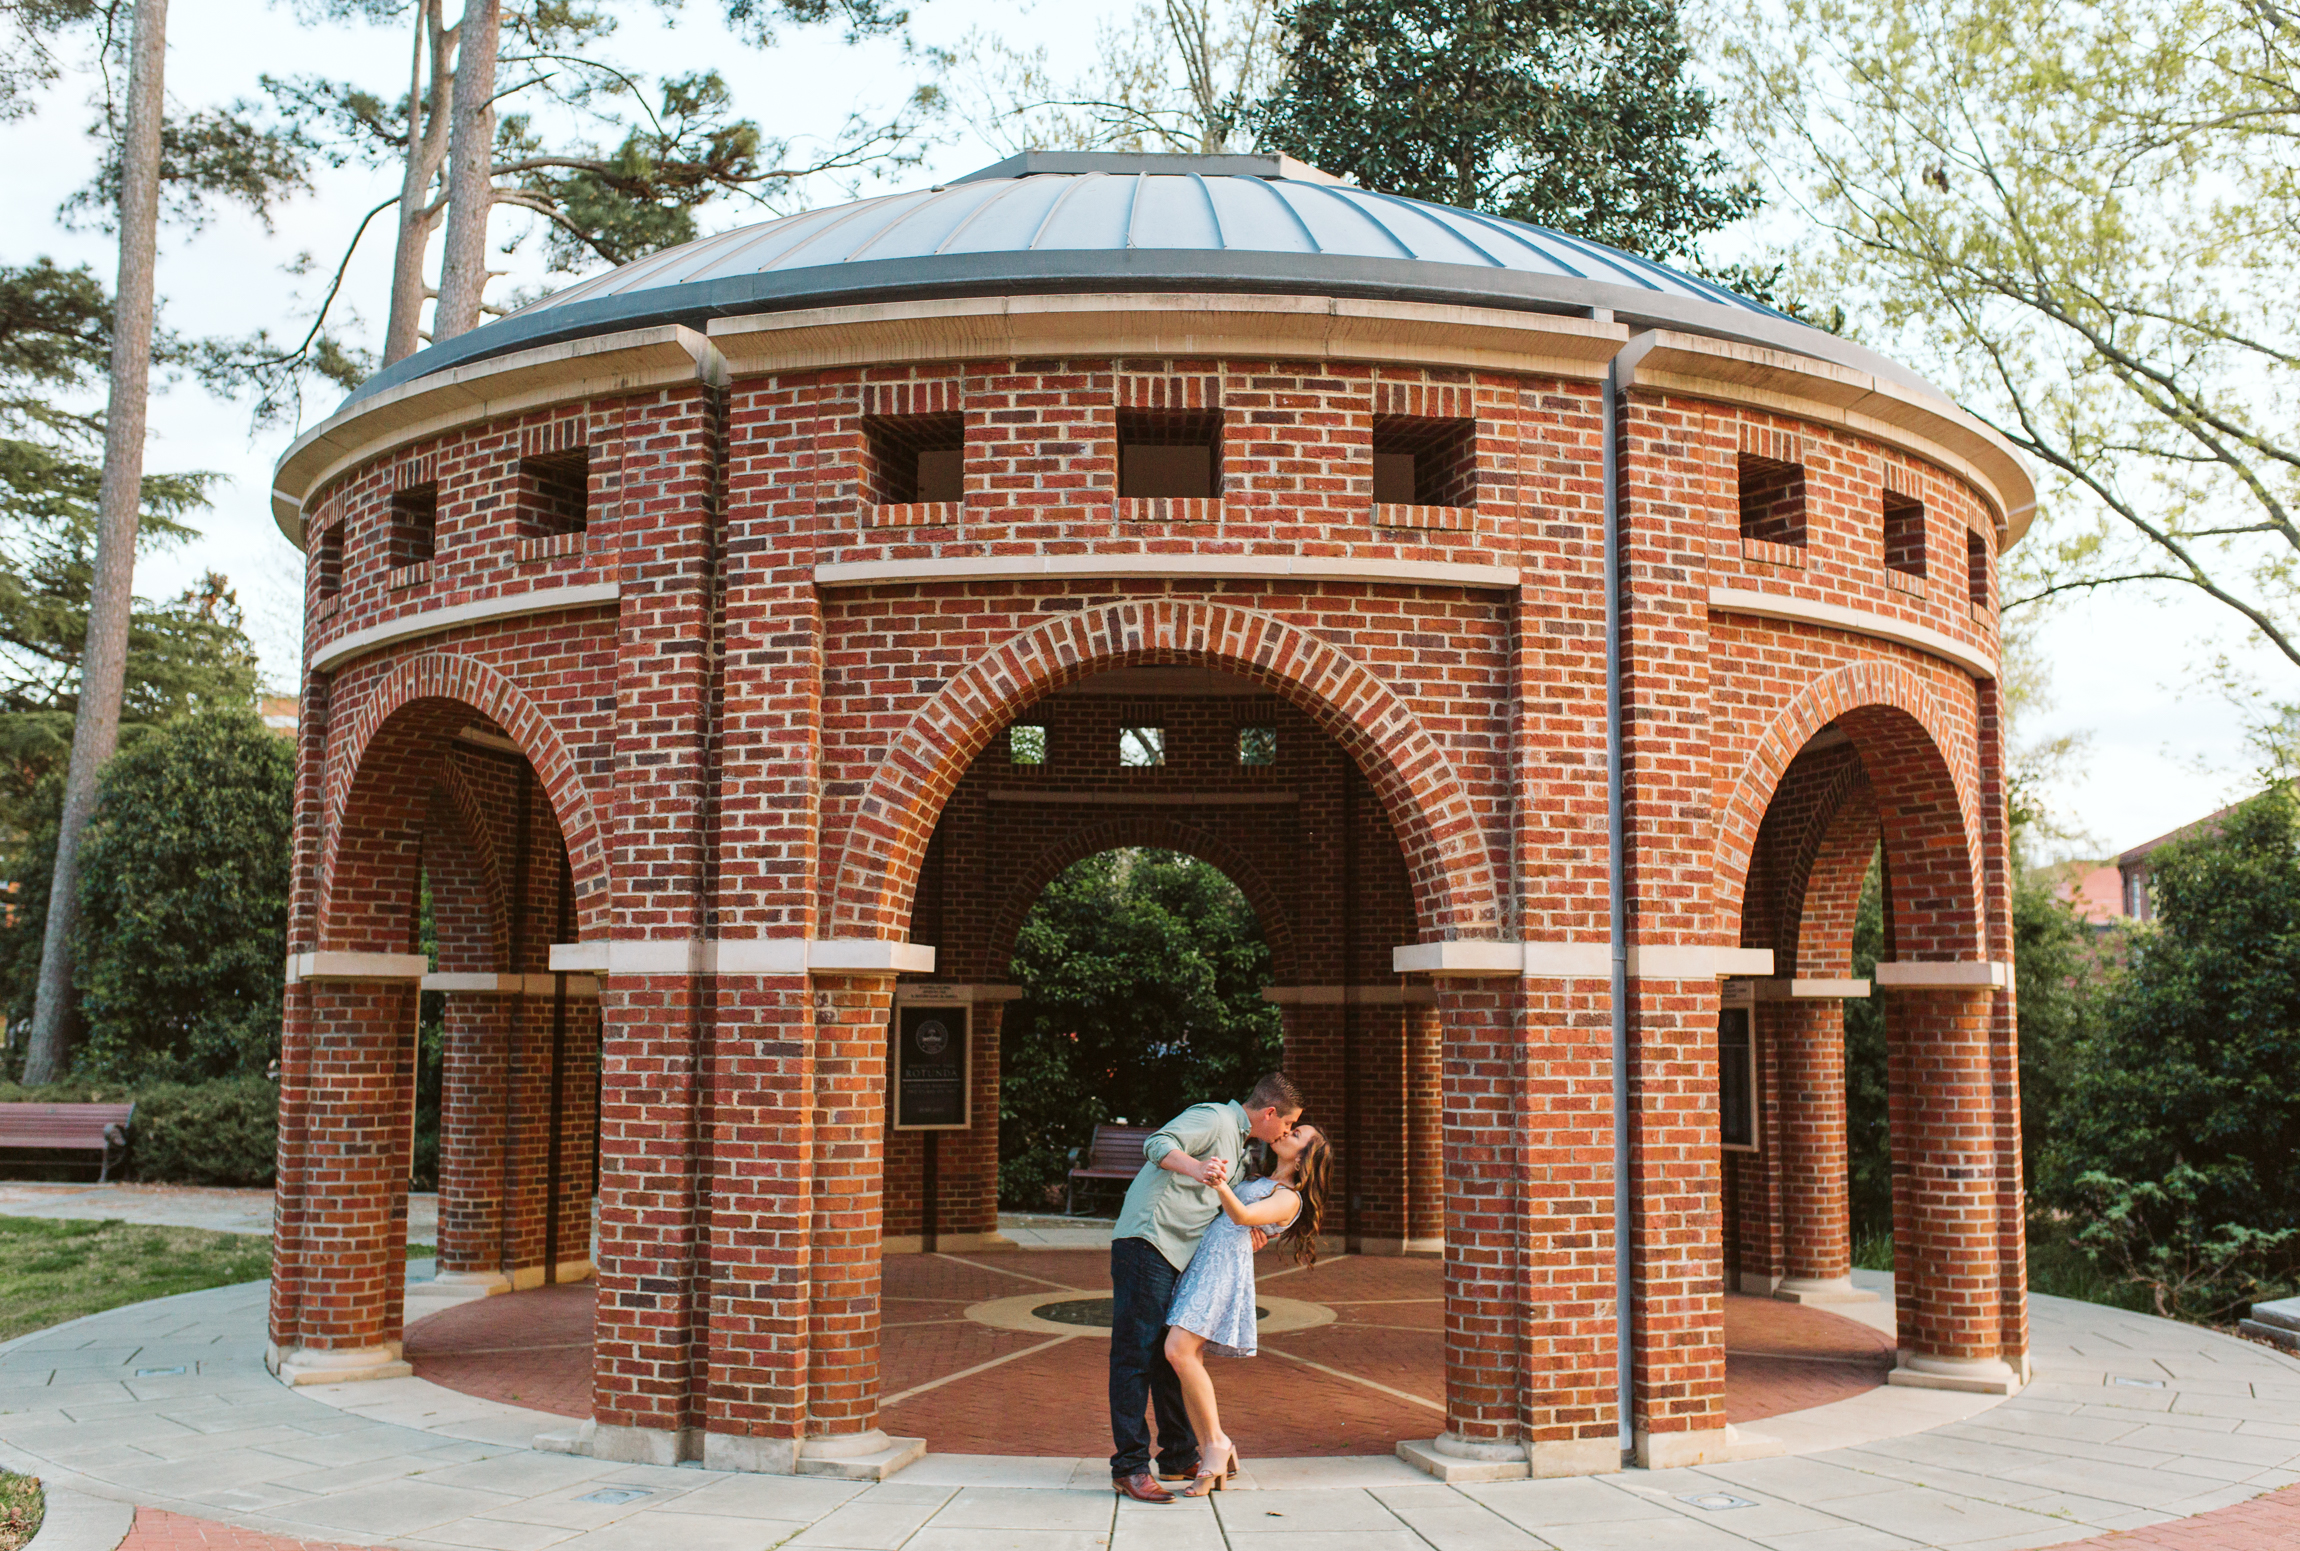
left=0, top=1102, right=135, bottom=1182
left=1066, top=1122, right=1156, bottom=1216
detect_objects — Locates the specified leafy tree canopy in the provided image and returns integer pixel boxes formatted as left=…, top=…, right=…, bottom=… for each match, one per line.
left=0, top=708, right=293, bottom=1085
left=2044, top=789, right=2300, bottom=1260
left=0, top=260, right=260, bottom=834
left=1726, top=0, right=2300, bottom=661
left=1252, top=0, right=1758, bottom=259
left=1000, top=848, right=1281, bottom=1210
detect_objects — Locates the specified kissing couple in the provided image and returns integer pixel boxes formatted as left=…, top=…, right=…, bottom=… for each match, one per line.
left=1105, top=1071, right=1334, bottom=1502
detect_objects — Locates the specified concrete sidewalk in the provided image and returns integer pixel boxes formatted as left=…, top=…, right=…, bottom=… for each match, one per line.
left=0, top=1184, right=438, bottom=1245
left=2, top=1270, right=2296, bottom=1551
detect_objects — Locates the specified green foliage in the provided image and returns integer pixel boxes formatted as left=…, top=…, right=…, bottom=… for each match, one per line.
left=999, top=849, right=1282, bottom=1211
left=1727, top=0, right=2300, bottom=662
left=2044, top=789, right=2300, bottom=1308
left=1844, top=852, right=1889, bottom=1235
left=1252, top=0, right=1758, bottom=259
left=0, top=1213, right=272, bottom=1342
left=0, top=1077, right=279, bottom=1185
left=0, top=710, right=290, bottom=1084
left=2066, top=1167, right=2295, bottom=1323
left=0, top=260, right=255, bottom=836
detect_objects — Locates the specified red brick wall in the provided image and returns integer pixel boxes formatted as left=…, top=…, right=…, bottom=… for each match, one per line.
left=274, top=344, right=2022, bottom=1454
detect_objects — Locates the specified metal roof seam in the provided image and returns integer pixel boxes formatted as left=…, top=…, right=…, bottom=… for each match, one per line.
left=1189, top=172, right=1227, bottom=251
left=1027, top=173, right=1102, bottom=251
left=1256, top=178, right=1326, bottom=254
left=1123, top=171, right=1147, bottom=250
left=1291, top=179, right=1416, bottom=259
left=841, top=183, right=979, bottom=263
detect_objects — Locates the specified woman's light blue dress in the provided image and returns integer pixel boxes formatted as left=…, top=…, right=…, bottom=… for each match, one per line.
left=1166, top=1176, right=1299, bottom=1358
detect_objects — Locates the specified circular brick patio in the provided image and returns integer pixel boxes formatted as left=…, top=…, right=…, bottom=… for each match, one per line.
left=405, top=1249, right=1894, bottom=1456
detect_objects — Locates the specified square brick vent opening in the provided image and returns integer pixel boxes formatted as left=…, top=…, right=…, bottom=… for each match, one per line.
left=1372, top=415, right=1476, bottom=507
left=1118, top=409, right=1221, bottom=499
left=865, top=412, right=966, bottom=504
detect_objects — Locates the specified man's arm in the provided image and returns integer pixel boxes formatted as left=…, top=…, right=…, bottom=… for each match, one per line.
left=1158, top=1149, right=1229, bottom=1187
left=1143, top=1104, right=1229, bottom=1186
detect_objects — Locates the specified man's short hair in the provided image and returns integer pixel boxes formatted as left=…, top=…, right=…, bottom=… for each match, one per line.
left=1245, top=1071, right=1304, bottom=1115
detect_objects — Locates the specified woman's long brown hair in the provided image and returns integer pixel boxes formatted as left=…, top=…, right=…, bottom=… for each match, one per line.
left=1277, top=1129, right=1334, bottom=1269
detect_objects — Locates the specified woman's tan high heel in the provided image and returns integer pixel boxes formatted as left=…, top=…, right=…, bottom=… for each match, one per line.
left=1177, top=1440, right=1238, bottom=1496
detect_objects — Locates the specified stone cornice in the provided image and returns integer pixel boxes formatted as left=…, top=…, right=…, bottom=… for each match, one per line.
left=308, top=582, right=621, bottom=674
left=815, top=553, right=1520, bottom=591
left=1707, top=585, right=1999, bottom=680
left=1627, top=330, right=2036, bottom=546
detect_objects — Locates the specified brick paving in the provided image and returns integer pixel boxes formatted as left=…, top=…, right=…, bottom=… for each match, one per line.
left=2052, top=1486, right=2300, bottom=1549
left=118, top=1508, right=366, bottom=1550
left=407, top=1251, right=1894, bottom=1444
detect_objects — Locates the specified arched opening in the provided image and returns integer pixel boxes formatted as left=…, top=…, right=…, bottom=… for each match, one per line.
left=866, top=662, right=1450, bottom=1460
left=1723, top=697, right=2021, bottom=1393
left=273, top=692, right=601, bottom=1379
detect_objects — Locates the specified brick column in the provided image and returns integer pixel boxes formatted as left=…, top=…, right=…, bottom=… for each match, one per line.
left=802, top=973, right=916, bottom=1475
left=700, top=975, right=816, bottom=1474
left=434, top=995, right=509, bottom=1279
left=269, top=976, right=421, bottom=1384
left=1775, top=998, right=1858, bottom=1297
left=587, top=381, right=723, bottom=1463
left=1627, top=974, right=1726, bottom=1461
left=1888, top=986, right=2012, bottom=1385
left=1405, top=999, right=1444, bottom=1249
left=1406, top=978, right=1616, bottom=1481
left=1618, top=384, right=1729, bottom=1467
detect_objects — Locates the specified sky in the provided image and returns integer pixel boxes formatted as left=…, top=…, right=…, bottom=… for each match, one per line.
left=3, top=0, right=2284, bottom=862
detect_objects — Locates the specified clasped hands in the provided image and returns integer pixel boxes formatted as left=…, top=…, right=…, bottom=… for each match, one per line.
left=1187, top=1153, right=1271, bottom=1251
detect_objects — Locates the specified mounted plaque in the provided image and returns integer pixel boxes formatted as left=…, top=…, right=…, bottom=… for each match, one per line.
left=892, top=1002, right=971, bottom=1130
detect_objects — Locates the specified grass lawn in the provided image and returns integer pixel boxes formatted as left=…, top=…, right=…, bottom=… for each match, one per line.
left=0, top=1216, right=272, bottom=1344
left=0, top=1471, right=39, bottom=1551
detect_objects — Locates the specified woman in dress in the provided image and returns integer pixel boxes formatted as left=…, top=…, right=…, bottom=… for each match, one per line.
left=1161, top=1123, right=1333, bottom=1494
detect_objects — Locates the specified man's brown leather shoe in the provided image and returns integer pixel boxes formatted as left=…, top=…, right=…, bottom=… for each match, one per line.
left=1155, top=1461, right=1200, bottom=1482
left=1112, top=1470, right=1175, bottom=1503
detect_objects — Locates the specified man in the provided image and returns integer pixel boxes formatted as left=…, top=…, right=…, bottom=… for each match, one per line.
left=1107, top=1071, right=1304, bottom=1503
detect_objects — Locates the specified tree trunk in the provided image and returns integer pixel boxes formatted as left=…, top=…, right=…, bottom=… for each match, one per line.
left=434, top=0, right=499, bottom=342
left=22, top=0, right=169, bottom=1085
left=384, top=0, right=456, bottom=365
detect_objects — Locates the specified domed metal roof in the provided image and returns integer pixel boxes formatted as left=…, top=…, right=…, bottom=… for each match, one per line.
left=347, top=152, right=1935, bottom=405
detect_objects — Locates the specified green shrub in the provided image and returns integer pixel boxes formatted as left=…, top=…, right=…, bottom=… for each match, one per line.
left=0, top=1076, right=277, bottom=1185
left=2042, top=788, right=2300, bottom=1310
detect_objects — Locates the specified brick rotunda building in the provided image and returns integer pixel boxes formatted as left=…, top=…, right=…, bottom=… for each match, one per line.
left=263, top=151, right=2033, bottom=1482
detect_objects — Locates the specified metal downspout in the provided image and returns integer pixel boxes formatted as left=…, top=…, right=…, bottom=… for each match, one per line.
left=1605, top=330, right=1658, bottom=1463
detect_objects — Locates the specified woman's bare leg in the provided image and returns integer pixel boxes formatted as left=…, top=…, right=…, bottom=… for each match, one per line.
left=1163, top=1327, right=1229, bottom=1470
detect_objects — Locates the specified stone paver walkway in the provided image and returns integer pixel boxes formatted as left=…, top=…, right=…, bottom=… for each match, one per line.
left=3, top=1272, right=2295, bottom=1550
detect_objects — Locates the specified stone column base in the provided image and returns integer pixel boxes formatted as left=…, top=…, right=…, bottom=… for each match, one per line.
left=1634, top=1424, right=1785, bottom=1468
left=543, top=1423, right=922, bottom=1481
left=534, top=1420, right=702, bottom=1465
left=266, top=1341, right=412, bottom=1386
left=1773, top=1276, right=1880, bottom=1305
left=1889, top=1353, right=2026, bottom=1395
left=794, top=1429, right=927, bottom=1482
left=1398, top=1433, right=1618, bottom=1482
left=1356, top=1236, right=1445, bottom=1257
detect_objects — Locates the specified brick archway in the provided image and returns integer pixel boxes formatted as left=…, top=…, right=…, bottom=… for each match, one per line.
left=322, top=653, right=605, bottom=940
left=1717, top=659, right=1984, bottom=959
left=981, top=816, right=1302, bottom=986
left=827, top=599, right=1501, bottom=944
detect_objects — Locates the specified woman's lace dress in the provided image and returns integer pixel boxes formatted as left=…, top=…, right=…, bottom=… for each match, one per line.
left=1165, top=1176, right=1299, bottom=1358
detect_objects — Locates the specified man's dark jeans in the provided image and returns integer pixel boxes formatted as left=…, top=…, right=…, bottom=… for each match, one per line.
left=1109, top=1235, right=1198, bottom=1479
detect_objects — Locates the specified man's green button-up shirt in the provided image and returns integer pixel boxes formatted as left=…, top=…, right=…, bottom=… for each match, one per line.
left=1114, top=1099, right=1248, bottom=1272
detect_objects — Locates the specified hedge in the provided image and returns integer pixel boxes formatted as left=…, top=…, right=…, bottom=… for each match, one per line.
left=0, top=1077, right=277, bottom=1186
